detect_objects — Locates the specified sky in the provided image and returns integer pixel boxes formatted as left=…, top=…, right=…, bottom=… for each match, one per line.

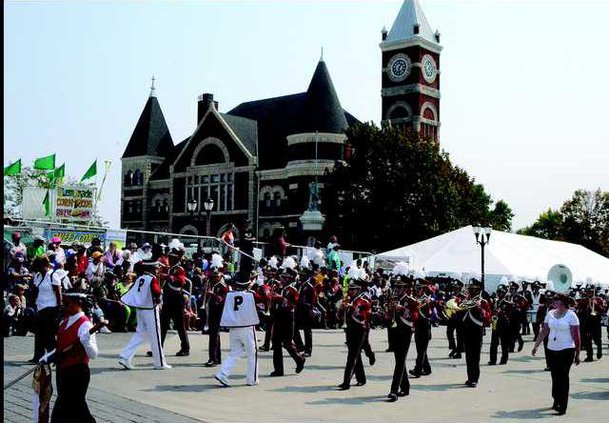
left=4, top=0, right=609, bottom=231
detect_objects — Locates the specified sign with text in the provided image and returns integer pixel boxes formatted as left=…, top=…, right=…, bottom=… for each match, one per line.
left=44, top=227, right=106, bottom=246
left=55, top=186, right=96, bottom=220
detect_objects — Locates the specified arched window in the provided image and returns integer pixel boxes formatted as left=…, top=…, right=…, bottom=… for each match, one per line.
left=133, top=169, right=143, bottom=186
left=162, top=199, right=169, bottom=214
left=263, top=192, right=271, bottom=207
left=195, top=144, right=226, bottom=166
left=273, top=191, right=282, bottom=207
left=124, top=171, right=133, bottom=187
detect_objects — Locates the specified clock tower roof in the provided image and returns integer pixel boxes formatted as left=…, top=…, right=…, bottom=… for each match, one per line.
left=385, top=0, right=437, bottom=44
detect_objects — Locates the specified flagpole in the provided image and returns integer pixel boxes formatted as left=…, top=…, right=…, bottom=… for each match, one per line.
left=96, top=160, right=112, bottom=203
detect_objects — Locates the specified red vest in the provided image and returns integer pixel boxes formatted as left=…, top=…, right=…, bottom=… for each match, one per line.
left=56, top=315, right=90, bottom=370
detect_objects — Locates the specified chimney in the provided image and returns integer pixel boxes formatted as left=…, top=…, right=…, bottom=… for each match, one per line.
left=413, top=24, right=420, bottom=35
left=381, top=26, right=388, bottom=41
left=198, top=93, right=218, bottom=123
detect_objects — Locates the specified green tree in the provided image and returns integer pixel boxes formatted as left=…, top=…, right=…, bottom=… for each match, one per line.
left=518, top=189, right=609, bottom=257
left=322, top=123, right=512, bottom=252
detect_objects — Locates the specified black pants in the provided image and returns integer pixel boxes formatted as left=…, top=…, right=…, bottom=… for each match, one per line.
left=207, top=319, right=222, bottom=364
left=455, top=321, right=464, bottom=353
left=532, top=322, right=541, bottom=338
left=489, top=326, right=510, bottom=364
left=34, top=307, right=59, bottom=360
left=510, top=317, right=523, bottom=352
left=390, top=325, right=412, bottom=394
left=547, top=348, right=575, bottom=413
left=262, top=319, right=273, bottom=349
left=342, top=325, right=368, bottom=386
left=446, top=320, right=457, bottom=351
left=362, top=331, right=374, bottom=360
left=293, top=318, right=313, bottom=355
left=413, top=319, right=431, bottom=374
left=51, top=364, right=95, bottom=423
left=463, top=321, right=483, bottom=383
left=160, top=291, right=190, bottom=352
left=272, top=311, right=303, bottom=374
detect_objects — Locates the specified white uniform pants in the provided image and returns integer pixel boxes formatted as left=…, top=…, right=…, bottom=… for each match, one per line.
left=218, top=327, right=258, bottom=385
left=120, top=307, right=167, bottom=368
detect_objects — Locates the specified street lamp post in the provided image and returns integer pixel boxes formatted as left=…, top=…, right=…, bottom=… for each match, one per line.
left=472, top=225, right=492, bottom=291
left=187, top=197, right=215, bottom=236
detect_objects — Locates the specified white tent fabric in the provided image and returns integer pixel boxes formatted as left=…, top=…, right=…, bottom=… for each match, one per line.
left=375, top=226, right=609, bottom=292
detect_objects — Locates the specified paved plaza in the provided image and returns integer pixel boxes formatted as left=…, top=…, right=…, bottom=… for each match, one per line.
left=4, top=327, right=608, bottom=422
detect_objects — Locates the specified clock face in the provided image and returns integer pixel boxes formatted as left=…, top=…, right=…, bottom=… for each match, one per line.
left=388, top=54, right=411, bottom=82
left=422, top=54, right=437, bottom=83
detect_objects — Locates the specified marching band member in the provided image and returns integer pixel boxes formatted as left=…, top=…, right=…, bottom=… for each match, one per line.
left=269, top=268, right=306, bottom=376
left=160, top=245, right=190, bottom=357
left=214, top=277, right=261, bottom=387
left=204, top=271, right=229, bottom=367
left=488, top=284, right=512, bottom=365
left=49, top=291, right=100, bottom=423
left=119, top=260, right=170, bottom=370
left=460, top=279, right=491, bottom=388
left=386, top=275, right=418, bottom=402
left=410, top=282, right=434, bottom=378
left=508, top=281, right=525, bottom=352
left=294, top=271, right=318, bottom=357
left=338, top=280, right=371, bottom=390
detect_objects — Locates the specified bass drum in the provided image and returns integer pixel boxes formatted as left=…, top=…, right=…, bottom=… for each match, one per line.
left=547, top=264, right=572, bottom=293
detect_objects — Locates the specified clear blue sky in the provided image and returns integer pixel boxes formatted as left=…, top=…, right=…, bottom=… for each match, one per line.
left=4, top=0, right=609, bottom=231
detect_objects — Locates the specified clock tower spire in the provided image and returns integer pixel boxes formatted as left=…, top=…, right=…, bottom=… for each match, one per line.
left=380, top=0, right=442, bottom=141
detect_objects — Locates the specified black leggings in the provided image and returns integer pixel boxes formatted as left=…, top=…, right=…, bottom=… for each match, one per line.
left=547, top=348, right=575, bottom=413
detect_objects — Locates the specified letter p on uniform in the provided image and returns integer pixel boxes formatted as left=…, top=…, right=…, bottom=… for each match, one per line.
left=233, top=295, right=243, bottom=311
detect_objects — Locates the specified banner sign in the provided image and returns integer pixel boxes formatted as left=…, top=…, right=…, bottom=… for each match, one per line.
left=105, top=229, right=128, bottom=250
left=55, top=186, right=96, bottom=220
left=44, top=227, right=105, bottom=246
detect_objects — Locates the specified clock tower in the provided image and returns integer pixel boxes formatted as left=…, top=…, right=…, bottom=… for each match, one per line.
left=381, top=0, right=442, bottom=141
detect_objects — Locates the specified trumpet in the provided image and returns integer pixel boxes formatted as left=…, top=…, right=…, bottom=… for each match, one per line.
left=340, top=295, right=351, bottom=329
left=386, top=295, right=400, bottom=328
left=491, top=315, right=498, bottom=331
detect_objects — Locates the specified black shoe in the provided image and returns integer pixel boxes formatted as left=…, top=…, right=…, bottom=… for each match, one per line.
left=337, top=383, right=350, bottom=390
left=555, top=409, right=566, bottom=416
left=387, top=393, right=398, bottom=402
left=467, top=381, right=478, bottom=388
left=452, top=353, right=462, bottom=359
left=584, top=357, right=594, bottom=362
left=146, top=351, right=153, bottom=357
left=421, top=370, right=432, bottom=376
left=204, top=361, right=219, bottom=367
left=176, top=350, right=190, bottom=357
left=296, top=359, right=305, bottom=374
left=408, top=369, right=421, bottom=378
left=488, top=361, right=496, bottom=366
left=448, top=351, right=455, bottom=358
left=551, top=403, right=560, bottom=411
left=355, top=381, right=366, bottom=386
left=385, top=348, right=394, bottom=352
left=465, top=380, right=471, bottom=386
left=303, top=352, right=311, bottom=358
left=397, top=391, right=409, bottom=397
left=270, top=371, right=284, bottom=377
left=259, top=346, right=269, bottom=352
left=369, top=352, right=376, bottom=366
left=544, top=367, right=551, bottom=371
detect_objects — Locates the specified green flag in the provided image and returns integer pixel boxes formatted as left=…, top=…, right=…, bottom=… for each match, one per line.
left=54, top=163, right=65, bottom=180
left=43, top=190, right=51, bottom=216
left=81, top=160, right=97, bottom=182
left=4, top=159, right=21, bottom=176
left=34, top=154, right=56, bottom=170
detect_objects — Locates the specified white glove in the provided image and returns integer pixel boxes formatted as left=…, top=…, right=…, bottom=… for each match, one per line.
left=39, top=349, right=56, bottom=364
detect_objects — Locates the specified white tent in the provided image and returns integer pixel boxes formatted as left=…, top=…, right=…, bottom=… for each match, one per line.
left=374, top=226, right=609, bottom=292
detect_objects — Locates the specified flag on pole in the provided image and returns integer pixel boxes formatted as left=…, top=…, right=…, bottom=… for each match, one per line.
left=43, top=191, right=51, bottom=216
left=81, top=160, right=97, bottom=182
left=54, top=163, right=65, bottom=179
left=34, top=154, right=56, bottom=171
left=4, top=159, right=22, bottom=176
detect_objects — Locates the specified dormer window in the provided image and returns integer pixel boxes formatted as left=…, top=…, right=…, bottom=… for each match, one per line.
left=413, top=23, right=420, bottom=34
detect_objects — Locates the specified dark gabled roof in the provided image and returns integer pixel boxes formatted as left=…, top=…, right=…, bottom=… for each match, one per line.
left=219, top=113, right=258, bottom=157
left=150, top=138, right=188, bottom=181
left=227, top=59, right=357, bottom=169
left=122, top=96, right=174, bottom=159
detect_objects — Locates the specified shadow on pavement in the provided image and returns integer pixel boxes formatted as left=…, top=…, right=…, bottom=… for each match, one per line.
left=571, top=391, right=609, bottom=401
left=148, top=384, right=219, bottom=392
left=304, top=364, right=345, bottom=371
left=580, top=377, right=609, bottom=383
left=270, top=384, right=336, bottom=393
left=500, top=369, right=546, bottom=374
left=412, top=383, right=467, bottom=392
left=491, top=407, right=550, bottom=419
left=306, top=395, right=384, bottom=406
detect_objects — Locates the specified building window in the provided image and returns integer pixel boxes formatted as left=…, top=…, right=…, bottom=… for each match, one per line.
left=124, top=171, right=133, bottom=187
left=133, top=169, right=143, bottom=186
left=186, top=172, right=235, bottom=212
left=273, top=191, right=282, bottom=207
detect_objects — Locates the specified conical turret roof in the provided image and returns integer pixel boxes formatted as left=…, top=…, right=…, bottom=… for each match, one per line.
left=122, top=96, right=174, bottom=158
left=304, top=59, right=348, bottom=133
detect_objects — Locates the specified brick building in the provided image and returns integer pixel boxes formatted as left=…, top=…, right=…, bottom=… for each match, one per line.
left=120, top=0, right=441, bottom=244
